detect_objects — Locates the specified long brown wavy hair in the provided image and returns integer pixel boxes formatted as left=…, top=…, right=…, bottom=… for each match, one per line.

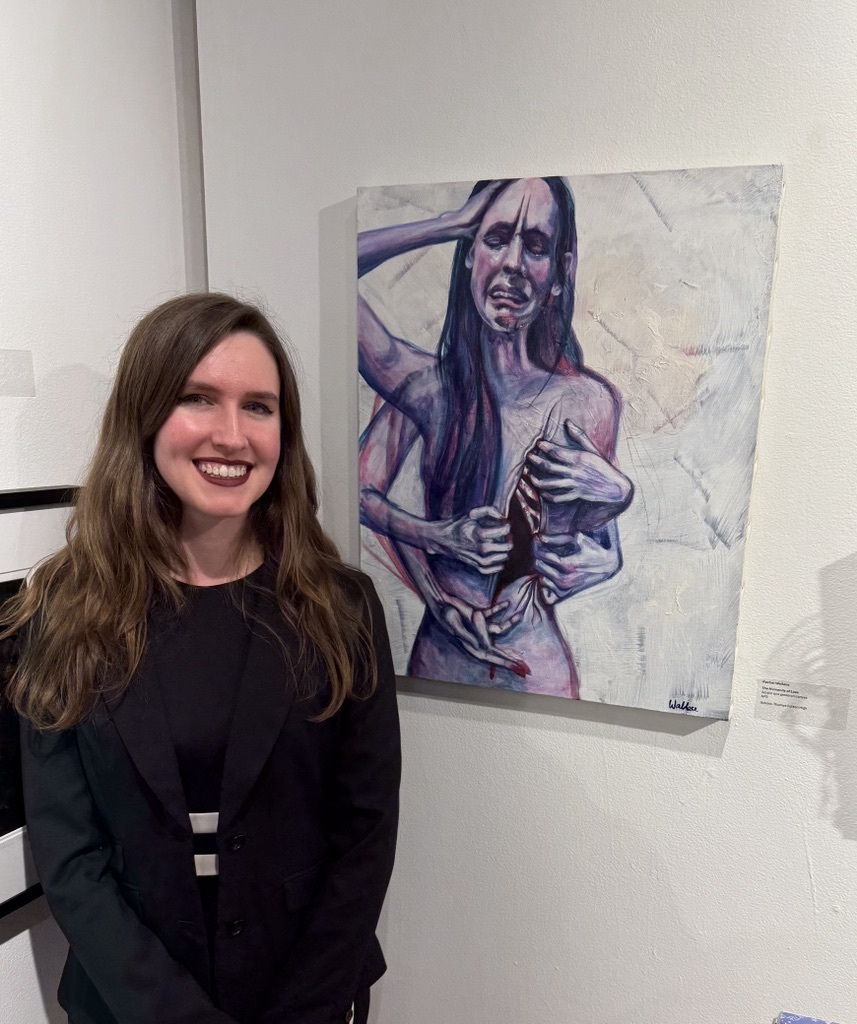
left=2, top=293, right=375, bottom=729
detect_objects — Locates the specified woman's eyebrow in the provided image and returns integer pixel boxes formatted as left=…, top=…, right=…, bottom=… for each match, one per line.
left=183, top=379, right=279, bottom=403
left=523, top=228, right=551, bottom=245
left=484, top=222, right=551, bottom=244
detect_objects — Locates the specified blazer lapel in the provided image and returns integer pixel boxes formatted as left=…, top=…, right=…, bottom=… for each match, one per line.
left=218, top=595, right=298, bottom=831
left=106, top=653, right=190, bottom=835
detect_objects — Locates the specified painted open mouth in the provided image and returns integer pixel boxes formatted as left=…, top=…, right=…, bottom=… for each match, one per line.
left=488, top=285, right=528, bottom=307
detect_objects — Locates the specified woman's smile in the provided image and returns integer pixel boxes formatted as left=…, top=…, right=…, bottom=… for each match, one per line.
left=193, top=459, right=252, bottom=484
left=153, top=330, right=281, bottom=526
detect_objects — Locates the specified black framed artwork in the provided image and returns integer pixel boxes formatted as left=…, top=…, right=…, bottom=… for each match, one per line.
left=0, top=576, right=25, bottom=837
left=0, top=487, right=77, bottom=917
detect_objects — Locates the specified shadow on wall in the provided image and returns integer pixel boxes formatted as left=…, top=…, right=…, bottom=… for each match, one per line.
left=318, top=197, right=359, bottom=562
left=764, top=550, right=857, bottom=842
left=397, top=671, right=729, bottom=758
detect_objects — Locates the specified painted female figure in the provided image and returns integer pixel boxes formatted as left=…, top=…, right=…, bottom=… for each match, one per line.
left=358, top=177, right=633, bottom=697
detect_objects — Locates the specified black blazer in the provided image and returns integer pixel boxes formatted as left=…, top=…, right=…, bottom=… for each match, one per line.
left=19, top=571, right=400, bottom=1024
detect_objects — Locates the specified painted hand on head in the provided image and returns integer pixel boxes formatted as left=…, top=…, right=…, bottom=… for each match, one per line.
left=450, top=180, right=512, bottom=237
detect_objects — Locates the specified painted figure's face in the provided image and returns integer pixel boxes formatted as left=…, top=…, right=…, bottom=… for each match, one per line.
left=466, top=178, right=564, bottom=334
left=153, top=331, right=282, bottom=529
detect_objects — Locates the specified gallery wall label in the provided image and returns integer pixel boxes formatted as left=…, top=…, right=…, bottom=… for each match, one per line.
left=755, top=679, right=850, bottom=731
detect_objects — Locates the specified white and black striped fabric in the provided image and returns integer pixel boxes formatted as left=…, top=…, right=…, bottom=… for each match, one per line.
left=190, top=811, right=219, bottom=877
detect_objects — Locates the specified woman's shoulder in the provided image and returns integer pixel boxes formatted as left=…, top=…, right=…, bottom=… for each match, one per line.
left=260, top=557, right=378, bottom=608
left=548, top=365, right=621, bottom=416
left=333, top=564, right=380, bottom=607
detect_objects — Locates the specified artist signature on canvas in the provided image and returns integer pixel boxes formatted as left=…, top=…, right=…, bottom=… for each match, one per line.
left=669, top=699, right=698, bottom=713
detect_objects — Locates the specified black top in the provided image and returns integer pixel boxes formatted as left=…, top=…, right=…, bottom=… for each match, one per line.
left=151, top=564, right=267, bottom=965
left=153, top=565, right=265, bottom=813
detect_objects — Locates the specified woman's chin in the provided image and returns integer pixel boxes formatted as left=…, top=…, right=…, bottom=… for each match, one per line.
left=479, top=306, right=533, bottom=335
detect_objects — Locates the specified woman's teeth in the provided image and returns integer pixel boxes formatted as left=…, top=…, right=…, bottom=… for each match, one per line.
left=197, top=462, right=248, bottom=478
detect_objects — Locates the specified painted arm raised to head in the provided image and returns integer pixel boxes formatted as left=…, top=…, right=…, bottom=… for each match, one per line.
left=356, top=183, right=507, bottom=401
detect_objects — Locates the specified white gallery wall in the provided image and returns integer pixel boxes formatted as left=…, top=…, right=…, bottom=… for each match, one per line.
left=197, top=1, right=857, bottom=1022
left=0, top=2, right=190, bottom=495
left=0, top=3, right=188, bottom=1021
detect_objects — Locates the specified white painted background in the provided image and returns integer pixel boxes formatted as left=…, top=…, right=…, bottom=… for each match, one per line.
left=3, top=1, right=857, bottom=1022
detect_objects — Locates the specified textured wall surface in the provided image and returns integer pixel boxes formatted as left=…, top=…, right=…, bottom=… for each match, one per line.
left=0, top=4, right=187, bottom=1021
left=198, top=1, right=857, bottom=1021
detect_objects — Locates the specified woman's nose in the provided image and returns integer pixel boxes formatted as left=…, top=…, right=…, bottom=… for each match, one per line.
left=503, top=234, right=524, bottom=273
left=210, top=407, right=245, bottom=449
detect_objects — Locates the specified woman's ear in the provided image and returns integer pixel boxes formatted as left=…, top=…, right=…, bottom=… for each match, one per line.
left=551, top=251, right=576, bottom=296
left=465, top=246, right=474, bottom=270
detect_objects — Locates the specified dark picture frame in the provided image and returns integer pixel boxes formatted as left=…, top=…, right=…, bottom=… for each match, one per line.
left=0, top=486, right=77, bottom=917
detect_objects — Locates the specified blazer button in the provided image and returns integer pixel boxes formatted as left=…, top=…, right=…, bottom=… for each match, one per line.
left=228, top=919, right=245, bottom=937
left=229, top=834, right=246, bottom=852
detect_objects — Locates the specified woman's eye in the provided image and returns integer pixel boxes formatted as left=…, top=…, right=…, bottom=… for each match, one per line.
left=246, top=402, right=274, bottom=415
left=524, top=235, right=549, bottom=255
left=179, top=393, right=209, bottom=406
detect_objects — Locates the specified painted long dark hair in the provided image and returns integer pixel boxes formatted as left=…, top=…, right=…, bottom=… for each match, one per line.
left=428, top=177, right=582, bottom=519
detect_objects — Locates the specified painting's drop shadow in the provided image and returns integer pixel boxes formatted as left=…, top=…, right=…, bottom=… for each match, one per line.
left=764, top=550, right=857, bottom=841
left=397, top=672, right=727, bottom=757
left=820, top=552, right=857, bottom=840
left=318, top=196, right=360, bottom=562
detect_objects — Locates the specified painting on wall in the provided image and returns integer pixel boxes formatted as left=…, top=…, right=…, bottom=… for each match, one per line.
left=357, top=166, right=782, bottom=718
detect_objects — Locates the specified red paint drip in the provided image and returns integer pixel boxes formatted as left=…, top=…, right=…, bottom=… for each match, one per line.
left=489, top=665, right=495, bottom=681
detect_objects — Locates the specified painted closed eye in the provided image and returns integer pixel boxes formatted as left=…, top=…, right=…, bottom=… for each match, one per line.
left=523, top=231, right=550, bottom=256
left=483, top=230, right=510, bottom=250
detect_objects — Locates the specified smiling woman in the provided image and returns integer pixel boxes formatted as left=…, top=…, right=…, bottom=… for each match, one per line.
left=153, top=331, right=283, bottom=581
left=0, top=294, right=400, bottom=1024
